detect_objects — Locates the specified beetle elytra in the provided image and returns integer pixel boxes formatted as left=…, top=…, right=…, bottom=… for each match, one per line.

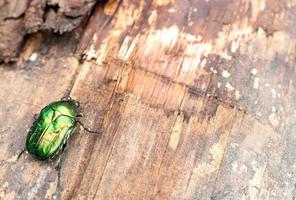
left=18, top=97, right=100, bottom=161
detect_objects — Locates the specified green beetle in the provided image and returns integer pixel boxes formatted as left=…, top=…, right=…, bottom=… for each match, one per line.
left=19, top=97, right=98, bottom=160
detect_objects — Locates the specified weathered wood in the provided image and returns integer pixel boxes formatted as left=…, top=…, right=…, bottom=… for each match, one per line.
left=0, top=0, right=296, bottom=199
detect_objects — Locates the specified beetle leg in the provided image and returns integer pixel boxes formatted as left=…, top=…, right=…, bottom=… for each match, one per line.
left=33, top=114, right=38, bottom=120
left=74, top=100, right=80, bottom=108
left=54, top=158, right=63, bottom=199
left=17, top=148, right=26, bottom=160
left=77, top=113, right=84, bottom=117
left=77, top=120, right=101, bottom=135
left=55, top=143, right=68, bottom=170
left=54, top=142, right=68, bottom=199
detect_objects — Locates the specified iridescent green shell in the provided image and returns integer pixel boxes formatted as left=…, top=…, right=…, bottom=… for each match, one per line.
left=26, top=100, right=79, bottom=160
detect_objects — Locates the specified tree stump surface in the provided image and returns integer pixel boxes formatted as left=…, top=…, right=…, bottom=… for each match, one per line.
left=0, top=0, right=296, bottom=199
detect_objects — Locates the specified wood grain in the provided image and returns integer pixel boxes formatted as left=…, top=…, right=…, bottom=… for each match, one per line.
left=0, top=0, right=296, bottom=199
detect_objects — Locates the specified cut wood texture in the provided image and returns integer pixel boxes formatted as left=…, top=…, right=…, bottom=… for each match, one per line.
left=0, top=0, right=296, bottom=199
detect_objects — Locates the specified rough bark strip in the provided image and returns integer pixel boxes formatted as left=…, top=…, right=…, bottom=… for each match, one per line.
left=25, top=0, right=100, bottom=34
left=0, top=0, right=29, bottom=62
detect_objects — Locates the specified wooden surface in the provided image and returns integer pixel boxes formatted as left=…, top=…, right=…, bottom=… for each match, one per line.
left=0, top=0, right=296, bottom=199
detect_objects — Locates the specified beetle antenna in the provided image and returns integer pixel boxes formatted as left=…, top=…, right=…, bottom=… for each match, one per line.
left=77, top=121, right=100, bottom=135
